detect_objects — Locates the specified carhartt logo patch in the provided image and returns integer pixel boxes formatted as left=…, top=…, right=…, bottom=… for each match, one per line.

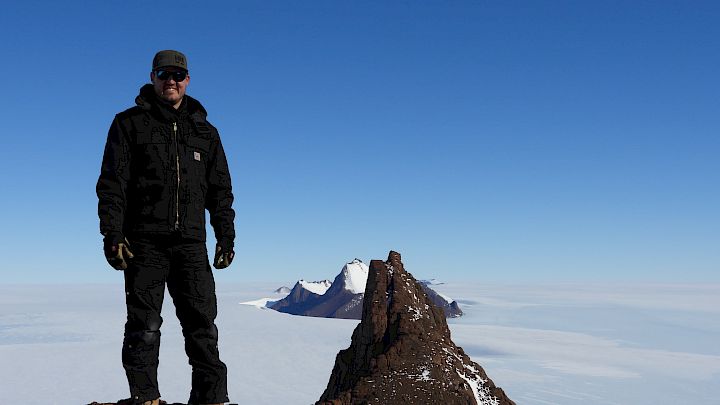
left=194, top=151, right=201, bottom=161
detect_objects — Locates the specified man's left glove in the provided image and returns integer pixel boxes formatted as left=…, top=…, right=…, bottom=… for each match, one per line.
left=103, top=232, right=134, bottom=271
left=213, top=240, right=235, bottom=270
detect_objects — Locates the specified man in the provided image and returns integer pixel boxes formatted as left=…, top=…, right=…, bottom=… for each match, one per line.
left=97, top=50, right=235, bottom=405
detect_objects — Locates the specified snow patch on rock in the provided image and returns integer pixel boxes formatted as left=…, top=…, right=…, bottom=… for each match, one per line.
left=457, top=370, right=499, bottom=405
left=298, top=279, right=332, bottom=295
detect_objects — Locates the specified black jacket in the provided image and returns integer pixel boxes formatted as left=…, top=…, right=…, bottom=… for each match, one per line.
left=97, top=84, right=235, bottom=247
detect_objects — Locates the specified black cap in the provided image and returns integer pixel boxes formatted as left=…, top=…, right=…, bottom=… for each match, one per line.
left=152, top=50, right=188, bottom=71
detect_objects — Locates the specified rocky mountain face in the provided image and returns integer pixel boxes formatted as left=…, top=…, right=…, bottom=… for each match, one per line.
left=270, top=259, right=462, bottom=319
left=316, top=251, right=515, bottom=405
left=270, top=260, right=368, bottom=319
left=270, top=279, right=330, bottom=315
left=419, top=280, right=463, bottom=318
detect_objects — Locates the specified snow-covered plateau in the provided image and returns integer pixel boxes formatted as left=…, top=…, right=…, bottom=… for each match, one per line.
left=1, top=282, right=718, bottom=404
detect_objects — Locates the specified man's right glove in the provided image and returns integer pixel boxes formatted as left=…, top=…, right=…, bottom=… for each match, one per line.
left=213, top=240, right=235, bottom=270
left=103, top=232, right=134, bottom=270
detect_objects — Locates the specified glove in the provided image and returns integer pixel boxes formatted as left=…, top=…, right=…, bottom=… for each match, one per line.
left=103, top=232, right=134, bottom=270
left=213, top=241, right=235, bottom=270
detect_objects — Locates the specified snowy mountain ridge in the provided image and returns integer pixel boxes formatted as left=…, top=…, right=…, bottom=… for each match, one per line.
left=338, top=259, right=369, bottom=294
left=241, top=258, right=463, bottom=319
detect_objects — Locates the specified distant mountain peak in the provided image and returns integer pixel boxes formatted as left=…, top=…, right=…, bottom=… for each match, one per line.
left=340, top=259, right=369, bottom=294
left=274, top=286, right=291, bottom=294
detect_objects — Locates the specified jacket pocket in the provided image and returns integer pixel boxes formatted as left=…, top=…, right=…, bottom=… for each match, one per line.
left=186, top=137, right=211, bottom=161
left=134, top=131, right=171, bottom=173
left=136, top=131, right=167, bottom=144
left=185, top=136, right=210, bottom=181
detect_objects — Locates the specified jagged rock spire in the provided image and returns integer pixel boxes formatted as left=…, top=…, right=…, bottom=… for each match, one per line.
left=317, top=251, right=515, bottom=405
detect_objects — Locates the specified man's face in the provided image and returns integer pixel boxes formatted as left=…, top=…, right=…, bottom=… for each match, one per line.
left=151, top=67, right=190, bottom=108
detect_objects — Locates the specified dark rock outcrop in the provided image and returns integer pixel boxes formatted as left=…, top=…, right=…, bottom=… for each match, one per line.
left=317, top=251, right=515, bottom=405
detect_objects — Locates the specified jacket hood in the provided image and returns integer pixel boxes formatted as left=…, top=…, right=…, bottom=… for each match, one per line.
left=135, top=83, right=207, bottom=118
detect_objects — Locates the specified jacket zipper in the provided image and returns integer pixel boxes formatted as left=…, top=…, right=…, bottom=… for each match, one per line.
left=173, top=121, right=180, bottom=231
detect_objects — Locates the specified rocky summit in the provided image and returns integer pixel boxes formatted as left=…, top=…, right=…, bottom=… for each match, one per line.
left=316, top=251, right=515, bottom=405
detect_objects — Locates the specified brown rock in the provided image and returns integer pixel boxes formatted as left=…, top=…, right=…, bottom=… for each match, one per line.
left=317, top=251, right=515, bottom=405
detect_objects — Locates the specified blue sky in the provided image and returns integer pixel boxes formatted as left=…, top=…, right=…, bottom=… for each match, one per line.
left=0, top=1, right=717, bottom=283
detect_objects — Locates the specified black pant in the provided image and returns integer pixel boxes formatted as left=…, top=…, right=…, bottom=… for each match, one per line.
left=122, top=234, right=228, bottom=404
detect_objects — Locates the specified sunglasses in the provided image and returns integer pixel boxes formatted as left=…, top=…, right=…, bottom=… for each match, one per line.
left=154, top=70, right=187, bottom=82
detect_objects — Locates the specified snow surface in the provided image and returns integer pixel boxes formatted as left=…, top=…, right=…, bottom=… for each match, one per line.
left=1, top=282, right=719, bottom=405
left=238, top=297, right=278, bottom=308
left=298, top=279, right=332, bottom=295
left=341, top=259, right=369, bottom=294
